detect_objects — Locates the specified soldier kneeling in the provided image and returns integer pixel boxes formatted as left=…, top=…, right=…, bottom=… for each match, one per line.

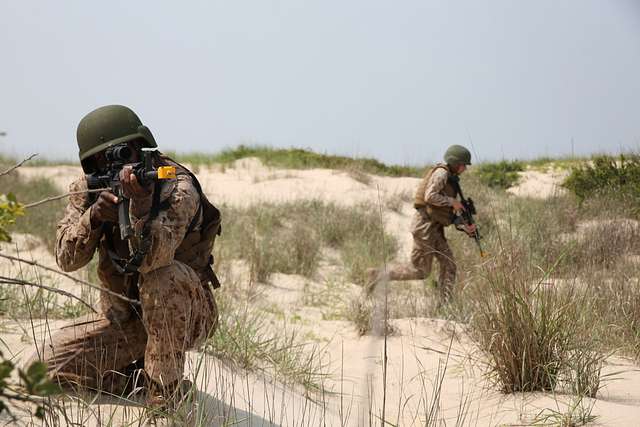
left=31, top=105, right=221, bottom=411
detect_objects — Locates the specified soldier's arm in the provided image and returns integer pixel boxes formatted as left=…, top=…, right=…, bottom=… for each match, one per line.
left=129, top=174, right=200, bottom=274
left=424, top=168, right=456, bottom=207
left=55, top=177, right=103, bottom=272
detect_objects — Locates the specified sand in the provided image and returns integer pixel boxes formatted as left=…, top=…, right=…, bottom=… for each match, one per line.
left=506, top=167, right=570, bottom=199
left=3, top=159, right=639, bottom=426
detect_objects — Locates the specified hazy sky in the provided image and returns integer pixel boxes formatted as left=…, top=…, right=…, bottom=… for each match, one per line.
left=1, top=1, right=639, bottom=165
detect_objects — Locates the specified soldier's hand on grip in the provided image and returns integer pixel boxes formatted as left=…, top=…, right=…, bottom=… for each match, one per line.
left=464, top=223, right=477, bottom=237
left=120, top=165, right=152, bottom=200
left=90, top=191, right=119, bottom=226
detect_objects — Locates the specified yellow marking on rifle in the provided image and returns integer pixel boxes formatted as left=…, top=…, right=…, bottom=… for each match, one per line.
left=157, top=166, right=176, bottom=179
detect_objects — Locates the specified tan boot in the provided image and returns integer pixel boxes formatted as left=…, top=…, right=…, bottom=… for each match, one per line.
left=146, top=378, right=194, bottom=416
left=364, top=268, right=389, bottom=296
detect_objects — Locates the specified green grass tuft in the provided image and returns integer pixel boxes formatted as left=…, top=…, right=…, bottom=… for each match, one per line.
left=474, top=160, right=524, bottom=189
left=217, top=200, right=398, bottom=284
left=563, top=154, right=640, bottom=216
left=0, top=158, right=65, bottom=251
left=172, top=145, right=422, bottom=177
left=205, top=293, right=327, bottom=392
left=468, top=249, right=604, bottom=394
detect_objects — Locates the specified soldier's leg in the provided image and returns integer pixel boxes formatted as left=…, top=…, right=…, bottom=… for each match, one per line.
left=433, top=228, right=457, bottom=300
left=366, top=214, right=438, bottom=290
left=31, top=313, right=148, bottom=395
left=366, top=230, right=425, bottom=295
left=408, top=219, right=446, bottom=278
left=385, top=213, right=435, bottom=281
left=139, top=260, right=217, bottom=389
left=97, top=247, right=138, bottom=323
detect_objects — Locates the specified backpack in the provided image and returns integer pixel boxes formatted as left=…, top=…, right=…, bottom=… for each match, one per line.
left=161, top=156, right=222, bottom=288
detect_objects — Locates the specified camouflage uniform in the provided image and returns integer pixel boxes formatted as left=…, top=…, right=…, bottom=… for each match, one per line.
left=375, top=166, right=457, bottom=298
left=35, top=171, right=218, bottom=394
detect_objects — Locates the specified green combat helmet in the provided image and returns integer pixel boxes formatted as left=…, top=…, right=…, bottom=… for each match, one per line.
left=444, top=145, right=472, bottom=167
left=76, top=105, right=157, bottom=172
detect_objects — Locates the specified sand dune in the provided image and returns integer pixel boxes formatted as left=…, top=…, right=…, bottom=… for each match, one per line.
left=3, top=158, right=639, bottom=426
left=506, top=167, right=569, bottom=199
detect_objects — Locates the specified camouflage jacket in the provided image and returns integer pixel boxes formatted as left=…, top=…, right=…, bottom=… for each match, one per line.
left=56, top=173, right=202, bottom=277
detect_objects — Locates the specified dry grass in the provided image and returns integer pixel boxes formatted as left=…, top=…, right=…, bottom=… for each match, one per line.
left=2, top=151, right=640, bottom=424
left=0, top=170, right=65, bottom=252
left=466, top=247, right=604, bottom=394
left=384, top=189, right=412, bottom=213
left=204, top=291, right=328, bottom=393
left=217, top=200, right=398, bottom=285
left=346, top=166, right=373, bottom=186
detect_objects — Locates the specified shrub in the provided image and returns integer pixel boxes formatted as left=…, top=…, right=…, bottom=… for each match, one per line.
left=314, top=202, right=398, bottom=284
left=0, top=193, right=24, bottom=242
left=506, top=195, right=579, bottom=272
left=218, top=203, right=321, bottom=282
left=10, top=177, right=66, bottom=251
left=468, top=249, right=603, bottom=394
left=0, top=162, right=64, bottom=251
left=0, top=352, right=61, bottom=420
left=475, top=160, right=524, bottom=189
left=173, top=145, right=422, bottom=177
left=218, top=200, right=397, bottom=284
left=563, top=154, right=640, bottom=215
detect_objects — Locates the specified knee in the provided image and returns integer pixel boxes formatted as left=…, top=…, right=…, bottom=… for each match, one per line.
left=139, top=261, right=200, bottom=307
left=140, top=261, right=198, bottom=289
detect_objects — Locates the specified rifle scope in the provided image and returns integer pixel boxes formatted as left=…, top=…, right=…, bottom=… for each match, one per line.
left=105, top=145, right=133, bottom=163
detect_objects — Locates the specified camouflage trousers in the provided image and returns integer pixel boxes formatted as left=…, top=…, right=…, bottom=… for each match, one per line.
left=385, top=211, right=456, bottom=297
left=31, top=260, right=218, bottom=395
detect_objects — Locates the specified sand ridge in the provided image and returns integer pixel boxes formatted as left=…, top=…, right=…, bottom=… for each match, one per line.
left=4, top=158, right=640, bottom=426
left=506, top=167, right=569, bottom=199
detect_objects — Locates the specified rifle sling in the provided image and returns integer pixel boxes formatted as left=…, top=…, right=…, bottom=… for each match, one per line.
left=105, top=180, right=170, bottom=274
left=448, top=175, right=464, bottom=201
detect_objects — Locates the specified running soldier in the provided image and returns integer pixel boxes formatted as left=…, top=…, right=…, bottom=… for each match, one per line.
left=367, top=145, right=476, bottom=300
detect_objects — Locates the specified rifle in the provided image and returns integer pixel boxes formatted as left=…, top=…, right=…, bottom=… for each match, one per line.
left=85, top=144, right=176, bottom=241
left=449, top=176, right=486, bottom=257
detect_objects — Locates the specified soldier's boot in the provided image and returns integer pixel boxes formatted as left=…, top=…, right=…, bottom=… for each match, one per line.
left=365, top=264, right=427, bottom=296
left=145, top=377, right=194, bottom=417
left=364, top=268, right=389, bottom=296
left=121, top=358, right=148, bottom=398
left=387, top=265, right=426, bottom=281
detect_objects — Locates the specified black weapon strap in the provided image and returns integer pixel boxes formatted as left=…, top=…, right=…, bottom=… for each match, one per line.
left=448, top=174, right=465, bottom=201
left=104, top=240, right=137, bottom=274
left=447, top=175, right=469, bottom=230
left=105, top=180, right=170, bottom=274
left=128, top=180, right=170, bottom=270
